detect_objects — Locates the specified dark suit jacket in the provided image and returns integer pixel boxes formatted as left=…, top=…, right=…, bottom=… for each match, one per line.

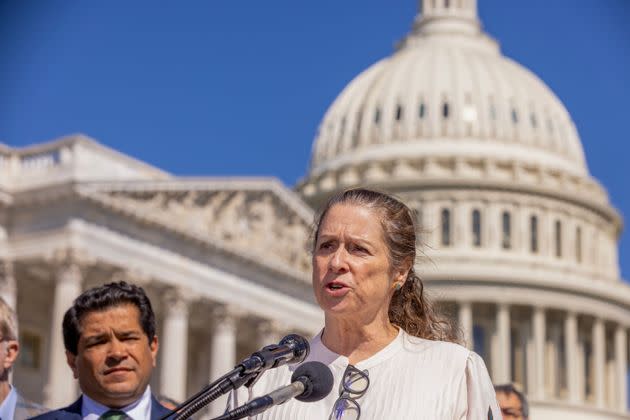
left=29, top=395, right=172, bottom=420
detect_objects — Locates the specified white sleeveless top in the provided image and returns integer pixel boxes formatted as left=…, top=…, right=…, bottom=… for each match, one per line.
left=231, top=329, right=501, bottom=420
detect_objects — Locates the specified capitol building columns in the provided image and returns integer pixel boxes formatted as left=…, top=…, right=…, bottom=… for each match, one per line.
left=159, top=289, right=190, bottom=402
left=564, top=311, right=579, bottom=403
left=457, top=301, right=473, bottom=350
left=256, top=319, right=284, bottom=349
left=498, top=303, right=511, bottom=385
left=615, top=326, right=628, bottom=412
left=592, top=318, right=606, bottom=408
left=208, top=305, right=240, bottom=417
left=455, top=299, right=629, bottom=413
left=532, top=306, right=546, bottom=400
left=45, top=253, right=84, bottom=408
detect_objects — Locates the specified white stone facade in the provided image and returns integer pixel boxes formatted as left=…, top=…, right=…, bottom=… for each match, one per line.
left=1, top=136, right=322, bottom=411
left=2, top=1, right=629, bottom=420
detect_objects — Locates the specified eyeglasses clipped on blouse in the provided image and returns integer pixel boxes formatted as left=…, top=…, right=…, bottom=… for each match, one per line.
left=328, top=365, right=370, bottom=420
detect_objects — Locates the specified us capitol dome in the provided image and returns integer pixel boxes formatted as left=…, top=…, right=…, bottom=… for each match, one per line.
left=2, top=1, right=628, bottom=419
left=299, top=1, right=629, bottom=419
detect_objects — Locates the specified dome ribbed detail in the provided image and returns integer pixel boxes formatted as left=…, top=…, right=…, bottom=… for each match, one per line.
left=304, top=3, right=589, bottom=192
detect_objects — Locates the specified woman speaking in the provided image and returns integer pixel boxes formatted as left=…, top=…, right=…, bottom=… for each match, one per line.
left=234, top=188, right=500, bottom=419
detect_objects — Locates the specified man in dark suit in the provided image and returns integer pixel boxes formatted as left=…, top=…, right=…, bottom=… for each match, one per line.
left=0, top=297, right=47, bottom=420
left=32, top=282, right=172, bottom=420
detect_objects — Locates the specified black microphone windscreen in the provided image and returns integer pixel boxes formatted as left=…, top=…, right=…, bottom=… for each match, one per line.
left=279, top=334, right=310, bottom=363
left=291, top=361, right=334, bottom=403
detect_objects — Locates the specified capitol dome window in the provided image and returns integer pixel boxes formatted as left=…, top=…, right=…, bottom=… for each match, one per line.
left=419, top=102, right=426, bottom=119
left=462, top=94, right=476, bottom=125
left=511, top=108, right=519, bottom=124
left=442, top=102, right=450, bottom=119
left=374, top=108, right=381, bottom=125
left=472, top=209, right=482, bottom=247
left=352, top=111, right=363, bottom=147
left=530, top=215, right=539, bottom=253
left=501, top=211, right=511, bottom=249
left=489, top=103, right=497, bottom=120
left=575, top=226, right=582, bottom=263
left=441, top=208, right=452, bottom=247
left=530, top=113, right=538, bottom=129
left=554, top=220, right=562, bottom=258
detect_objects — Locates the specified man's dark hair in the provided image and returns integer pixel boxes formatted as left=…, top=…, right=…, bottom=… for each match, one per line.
left=62, top=281, right=156, bottom=355
left=494, top=383, right=529, bottom=418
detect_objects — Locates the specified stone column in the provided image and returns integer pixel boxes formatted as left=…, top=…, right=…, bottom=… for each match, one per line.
left=496, top=303, right=511, bottom=384
left=257, top=319, right=283, bottom=349
left=0, top=261, right=16, bottom=309
left=615, top=325, right=628, bottom=412
left=458, top=301, right=474, bottom=350
left=532, top=307, right=546, bottom=400
left=45, top=261, right=82, bottom=408
left=547, top=324, right=561, bottom=397
left=576, top=334, right=585, bottom=402
left=564, top=312, right=579, bottom=403
left=592, top=318, right=606, bottom=408
left=209, top=306, right=239, bottom=417
left=159, top=290, right=189, bottom=402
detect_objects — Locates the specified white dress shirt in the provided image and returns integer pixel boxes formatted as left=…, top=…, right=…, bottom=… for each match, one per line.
left=81, top=385, right=152, bottom=420
left=0, top=386, right=17, bottom=420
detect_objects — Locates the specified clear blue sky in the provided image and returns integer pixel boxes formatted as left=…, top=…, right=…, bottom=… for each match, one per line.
left=1, top=1, right=629, bottom=278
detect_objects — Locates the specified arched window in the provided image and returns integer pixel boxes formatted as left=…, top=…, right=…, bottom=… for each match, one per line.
left=530, top=215, right=538, bottom=253
left=502, top=211, right=511, bottom=249
left=555, top=220, right=562, bottom=257
left=575, top=226, right=582, bottom=263
left=374, top=108, right=381, bottom=124
left=472, top=209, right=482, bottom=247
left=352, top=111, right=363, bottom=146
left=441, top=208, right=451, bottom=247
left=442, top=102, right=450, bottom=119
left=419, top=103, right=426, bottom=119
left=395, top=104, right=403, bottom=121
left=511, top=108, right=518, bottom=124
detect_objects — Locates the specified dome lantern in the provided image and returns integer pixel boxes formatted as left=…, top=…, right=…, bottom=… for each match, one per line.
left=298, top=0, right=606, bottom=214
left=411, top=0, right=480, bottom=37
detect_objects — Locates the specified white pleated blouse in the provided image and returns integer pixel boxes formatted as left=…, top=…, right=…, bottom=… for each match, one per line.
left=231, top=329, right=501, bottom=420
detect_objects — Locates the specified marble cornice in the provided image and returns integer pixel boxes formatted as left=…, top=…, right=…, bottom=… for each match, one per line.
left=77, top=177, right=315, bottom=222
left=10, top=182, right=77, bottom=206
left=424, top=269, right=630, bottom=310
left=298, top=156, right=621, bottom=230
left=76, top=187, right=312, bottom=286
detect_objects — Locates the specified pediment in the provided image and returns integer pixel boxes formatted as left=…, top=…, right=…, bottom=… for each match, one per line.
left=78, top=179, right=314, bottom=277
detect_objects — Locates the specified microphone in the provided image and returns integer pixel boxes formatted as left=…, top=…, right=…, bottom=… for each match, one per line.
left=238, top=334, right=310, bottom=374
left=213, top=361, right=334, bottom=420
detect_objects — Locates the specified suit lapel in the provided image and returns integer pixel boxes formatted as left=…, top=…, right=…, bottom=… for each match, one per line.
left=65, top=396, right=83, bottom=415
left=150, top=395, right=173, bottom=420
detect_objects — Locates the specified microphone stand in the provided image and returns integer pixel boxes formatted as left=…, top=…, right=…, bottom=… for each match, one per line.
left=160, top=335, right=309, bottom=420
left=159, top=368, right=261, bottom=420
